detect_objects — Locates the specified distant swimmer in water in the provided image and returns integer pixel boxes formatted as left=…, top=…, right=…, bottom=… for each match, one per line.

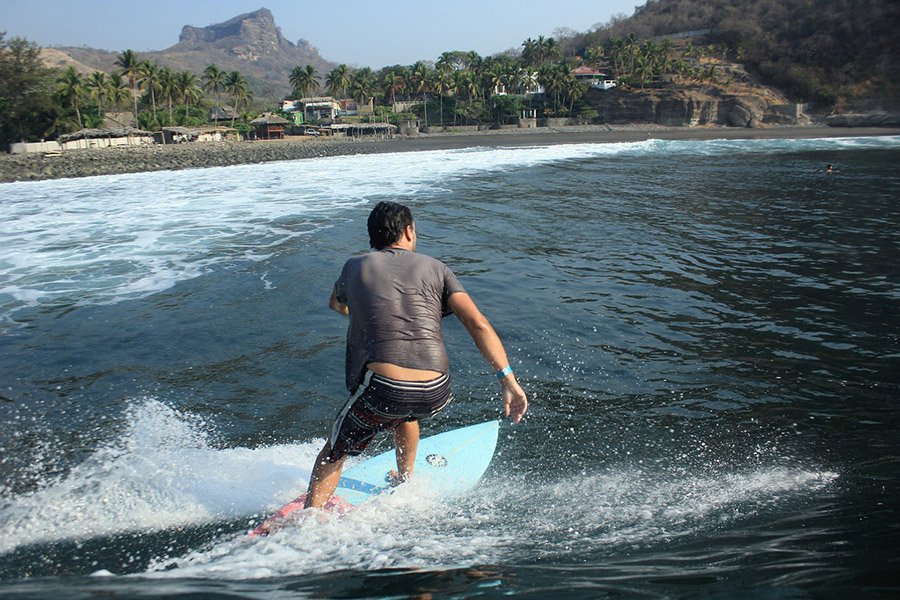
left=825, top=164, right=839, bottom=174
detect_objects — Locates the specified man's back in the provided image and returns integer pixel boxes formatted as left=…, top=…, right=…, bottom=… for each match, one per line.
left=335, top=248, right=465, bottom=390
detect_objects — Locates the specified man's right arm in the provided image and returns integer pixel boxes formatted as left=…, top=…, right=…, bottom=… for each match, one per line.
left=329, top=288, right=349, bottom=316
left=448, top=292, right=528, bottom=423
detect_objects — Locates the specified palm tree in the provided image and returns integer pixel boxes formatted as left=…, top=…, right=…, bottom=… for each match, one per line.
left=465, top=51, right=483, bottom=73
left=115, top=49, right=141, bottom=122
left=433, top=68, right=453, bottom=127
left=604, top=37, right=626, bottom=80
left=411, top=61, right=431, bottom=125
left=56, top=66, right=85, bottom=130
left=224, top=70, right=248, bottom=126
left=202, top=64, right=226, bottom=111
left=521, top=38, right=538, bottom=67
left=435, top=52, right=456, bottom=73
left=625, top=33, right=639, bottom=76
left=451, top=69, right=480, bottom=124
left=289, top=64, right=319, bottom=98
left=381, top=66, right=407, bottom=106
left=538, top=63, right=572, bottom=115
left=177, top=70, right=199, bottom=122
left=486, top=62, right=507, bottom=96
left=139, top=61, right=161, bottom=122
left=85, top=71, right=108, bottom=124
left=325, top=64, right=351, bottom=98
left=658, top=38, right=674, bottom=75
left=157, top=67, right=176, bottom=123
left=107, top=72, right=131, bottom=116
left=543, top=37, right=561, bottom=64
left=347, top=67, right=375, bottom=117
left=564, top=79, right=586, bottom=116
left=634, top=55, right=653, bottom=90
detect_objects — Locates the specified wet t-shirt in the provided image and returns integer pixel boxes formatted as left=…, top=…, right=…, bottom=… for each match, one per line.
left=334, top=249, right=466, bottom=391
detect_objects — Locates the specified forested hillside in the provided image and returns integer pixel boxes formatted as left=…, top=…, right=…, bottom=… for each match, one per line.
left=571, top=0, right=899, bottom=110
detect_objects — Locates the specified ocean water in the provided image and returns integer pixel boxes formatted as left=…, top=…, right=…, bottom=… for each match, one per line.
left=1, top=135, right=898, bottom=598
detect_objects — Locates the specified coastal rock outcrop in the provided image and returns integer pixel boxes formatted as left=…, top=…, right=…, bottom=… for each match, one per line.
left=586, top=88, right=797, bottom=128
left=825, top=112, right=900, bottom=127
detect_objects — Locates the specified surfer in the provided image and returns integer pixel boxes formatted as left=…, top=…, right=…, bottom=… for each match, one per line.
left=303, top=201, right=528, bottom=510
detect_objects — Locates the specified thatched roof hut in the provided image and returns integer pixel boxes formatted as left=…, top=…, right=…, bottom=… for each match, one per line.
left=58, top=128, right=155, bottom=150
left=250, top=113, right=290, bottom=140
left=156, top=126, right=240, bottom=144
left=58, top=127, right=153, bottom=143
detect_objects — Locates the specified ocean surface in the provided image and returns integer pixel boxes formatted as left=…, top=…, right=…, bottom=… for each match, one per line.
left=1, top=135, right=898, bottom=598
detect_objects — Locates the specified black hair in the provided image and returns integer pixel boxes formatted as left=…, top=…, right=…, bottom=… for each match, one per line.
left=367, top=201, right=413, bottom=249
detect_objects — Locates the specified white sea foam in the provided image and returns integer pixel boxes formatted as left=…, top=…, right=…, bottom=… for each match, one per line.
left=146, top=462, right=836, bottom=580
left=2, top=135, right=897, bottom=326
left=0, top=397, right=837, bottom=576
left=0, top=399, right=319, bottom=555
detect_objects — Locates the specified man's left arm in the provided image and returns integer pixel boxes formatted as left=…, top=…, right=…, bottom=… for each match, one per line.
left=448, top=291, right=528, bottom=423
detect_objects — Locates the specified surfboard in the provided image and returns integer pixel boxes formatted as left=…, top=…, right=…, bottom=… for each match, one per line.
left=250, top=420, right=500, bottom=537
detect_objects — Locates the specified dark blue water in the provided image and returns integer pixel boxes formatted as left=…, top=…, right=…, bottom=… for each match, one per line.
left=1, top=136, right=898, bottom=597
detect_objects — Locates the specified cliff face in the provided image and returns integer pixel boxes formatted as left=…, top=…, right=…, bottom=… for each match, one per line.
left=586, top=87, right=807, bottom=128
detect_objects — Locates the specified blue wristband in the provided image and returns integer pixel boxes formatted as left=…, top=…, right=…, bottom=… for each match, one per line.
left=496, top=365, right=513, bottom=380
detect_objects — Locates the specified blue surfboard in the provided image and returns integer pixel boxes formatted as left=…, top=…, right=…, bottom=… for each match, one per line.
left=338, top=419, right=500, bottom=504
left=251, top=420, right=499, bottom=536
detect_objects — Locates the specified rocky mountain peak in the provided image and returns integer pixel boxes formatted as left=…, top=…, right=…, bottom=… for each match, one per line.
left=176, top=7, right=289, bottom=58
left=44, top=7, right=335, bottom=103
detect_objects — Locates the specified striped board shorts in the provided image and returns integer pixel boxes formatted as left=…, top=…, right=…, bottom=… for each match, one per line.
left=326, top=370, right=453, bottom=462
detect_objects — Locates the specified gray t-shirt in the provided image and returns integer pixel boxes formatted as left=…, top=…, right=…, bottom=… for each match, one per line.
left=334, top=248, right=466, bottom=391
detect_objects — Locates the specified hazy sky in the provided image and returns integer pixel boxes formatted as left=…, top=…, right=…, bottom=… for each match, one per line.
left=2, top=0, right=640, bottom=68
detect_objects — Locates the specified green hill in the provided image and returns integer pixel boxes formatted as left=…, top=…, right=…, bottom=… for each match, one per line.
left=573, top=0, right=899, bottom=111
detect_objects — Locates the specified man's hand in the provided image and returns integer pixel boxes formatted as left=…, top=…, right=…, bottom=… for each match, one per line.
left=501, top=377, right=528, bottom=423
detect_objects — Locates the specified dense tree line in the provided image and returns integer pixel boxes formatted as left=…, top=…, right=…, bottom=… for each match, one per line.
left=286, top=37, right=596, bottom=129
left=0, top=33, right=58, bottom=148
left=0, top=36, right=257, bottom=148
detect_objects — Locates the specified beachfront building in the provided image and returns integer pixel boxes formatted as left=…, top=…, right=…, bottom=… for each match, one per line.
left=280, top=100, right=307, bottom=126
left=250, top=113, right=290, bottom=140
left=339, top=98, right=371, bottom=116
left=209, top=106, right=238, bottom=122
left=327, top=123, right=397, bottom=138
left=572, top=66, right=617, bottom=90
left=494, top=71, right=544, bottom=97
left=53, top=128, right=155, bottom=151
left=299, top=97, right=342, bottom=123
left=156, top=126, right=240, bottom=145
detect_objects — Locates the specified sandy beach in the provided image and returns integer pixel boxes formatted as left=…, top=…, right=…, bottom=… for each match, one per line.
left=1, top=124, right=898, bottom=183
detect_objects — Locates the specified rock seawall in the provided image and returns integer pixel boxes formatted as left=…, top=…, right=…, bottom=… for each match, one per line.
left=0, top=138, right=393, bottom=183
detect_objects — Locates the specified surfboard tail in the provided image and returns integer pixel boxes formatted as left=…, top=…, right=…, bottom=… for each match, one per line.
left=249, top=494, right=353, bottom=537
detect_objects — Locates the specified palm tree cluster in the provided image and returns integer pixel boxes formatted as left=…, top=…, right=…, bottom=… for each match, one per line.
left=591, top=35, right=719, bottom=90
left=52, top=49, right=253, bottom=132
left=287, top=36, right=592, bottom=128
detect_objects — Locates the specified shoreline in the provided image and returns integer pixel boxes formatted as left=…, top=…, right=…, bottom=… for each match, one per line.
left=2, top=124, right=898, bottom=183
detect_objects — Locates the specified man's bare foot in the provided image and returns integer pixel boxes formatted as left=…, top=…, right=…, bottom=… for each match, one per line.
left=386, top=469, right=410, bottom=487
